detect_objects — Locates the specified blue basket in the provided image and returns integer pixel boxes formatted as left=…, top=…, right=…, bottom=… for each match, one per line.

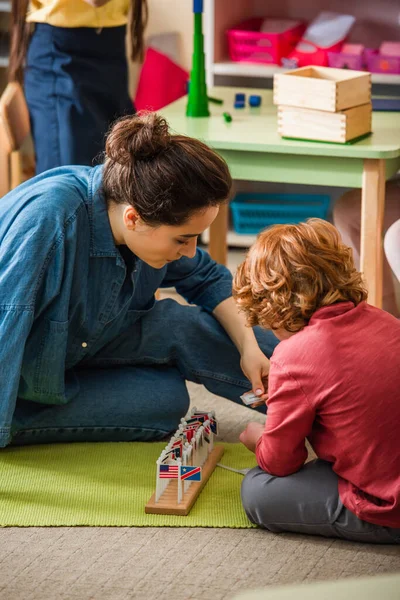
left=230, top=192, right=331, bottom=235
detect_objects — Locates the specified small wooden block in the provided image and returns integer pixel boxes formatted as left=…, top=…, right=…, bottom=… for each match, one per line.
left=145, top=445, right=225, bottom=516
left=273, top=66, right=371, bottom=113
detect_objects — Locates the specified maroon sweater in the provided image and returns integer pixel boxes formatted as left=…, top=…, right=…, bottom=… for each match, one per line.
left=256, top=301, right=400, bottom=528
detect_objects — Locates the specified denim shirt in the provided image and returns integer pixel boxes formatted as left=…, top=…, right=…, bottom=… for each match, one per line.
left=0, top=165, right=233, bottom=447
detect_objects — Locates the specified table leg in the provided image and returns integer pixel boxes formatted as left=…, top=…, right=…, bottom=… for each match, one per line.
left=360, top=159, right=385, bottom=308
left=209, top=201, right=228, bottom=264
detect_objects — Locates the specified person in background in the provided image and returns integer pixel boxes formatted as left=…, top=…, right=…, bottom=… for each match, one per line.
left=9, top=0, right=147, bottom=173
left=384, top=217, right=400, bottom=287
left=333, top=182, right=400, bottom=317
left=0, top=112, right=277, bottom=449
left=233, top=219, right=400, bottom=544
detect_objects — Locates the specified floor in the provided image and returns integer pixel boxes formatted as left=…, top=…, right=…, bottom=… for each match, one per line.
left=0, top=250, right=399, bottom=600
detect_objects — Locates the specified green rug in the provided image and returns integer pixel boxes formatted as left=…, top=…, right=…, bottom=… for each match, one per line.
left=0, top=442, right=257, bottom=527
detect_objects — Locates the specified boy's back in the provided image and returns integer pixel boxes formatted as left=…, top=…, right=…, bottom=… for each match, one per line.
left=266, top=301, right=400, bottom=528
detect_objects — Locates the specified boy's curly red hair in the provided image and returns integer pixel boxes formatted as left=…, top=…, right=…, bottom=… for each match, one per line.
left=233, top=219, right=368, bottom=333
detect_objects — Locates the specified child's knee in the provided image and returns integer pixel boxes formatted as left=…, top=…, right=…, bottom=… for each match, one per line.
left=241, top=467, right=280, bottom=527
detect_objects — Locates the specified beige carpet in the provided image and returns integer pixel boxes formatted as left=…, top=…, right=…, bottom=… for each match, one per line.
left=0, top=385, right=399, bottom=600
left=1, top=256, right=399, bottom=600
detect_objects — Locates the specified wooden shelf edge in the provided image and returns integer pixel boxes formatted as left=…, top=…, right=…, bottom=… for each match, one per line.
left=212, top=61, right=400, bottom=85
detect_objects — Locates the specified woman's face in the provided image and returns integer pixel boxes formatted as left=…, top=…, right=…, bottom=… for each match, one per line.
left=118, top=205, right=220, bottom=269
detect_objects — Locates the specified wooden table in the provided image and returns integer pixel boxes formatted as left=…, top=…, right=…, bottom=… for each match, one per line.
left=161, top=88, right=400, bottom=307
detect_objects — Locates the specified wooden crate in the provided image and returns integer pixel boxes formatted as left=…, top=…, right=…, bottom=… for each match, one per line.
left=277, top=103, right=372, bottom=143
left=273, top=66, right=371, bottom=113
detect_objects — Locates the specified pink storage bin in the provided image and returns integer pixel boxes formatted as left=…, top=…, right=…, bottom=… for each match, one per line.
left=227, top=18, right=305, bottom=65
left=327, top=51, right=364, bottom=70
left=364, top=48, right=400, bottom=74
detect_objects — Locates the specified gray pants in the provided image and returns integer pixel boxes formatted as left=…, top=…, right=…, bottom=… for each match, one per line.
left=241, top=460, right=400, bottom=544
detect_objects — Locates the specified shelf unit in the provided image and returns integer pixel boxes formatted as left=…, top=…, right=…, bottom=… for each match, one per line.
left=203, top=0, right=400, bottom=247
left=204, top=0, right=400, bottom=89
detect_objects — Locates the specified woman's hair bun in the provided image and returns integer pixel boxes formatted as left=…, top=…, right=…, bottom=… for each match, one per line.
left=105, top=112, right=171, bottom=166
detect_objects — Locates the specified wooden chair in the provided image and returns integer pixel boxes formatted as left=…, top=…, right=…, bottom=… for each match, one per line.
left=0, top=82, right=35, bottom=197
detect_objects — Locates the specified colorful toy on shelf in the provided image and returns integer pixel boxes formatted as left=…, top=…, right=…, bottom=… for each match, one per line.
left=145, top=408, right=223, bottom=516
left=186, top=0, right=209, bottom=118
left=227, top=18, right=305, bottom=66
left=327, top=44, right=365, bottom=70
left=249, top=94, right=262, bottom=107
left=287, top=12, right=355, bottom=68
left=328, top=42, right=400, bottom=74
left=365, top=43, right=400, bottom=75
left=223, top=112, right=233, bottom=123
left=234, top=92, right=245, bottom=109
left=208, top=95, right=224, bottom=105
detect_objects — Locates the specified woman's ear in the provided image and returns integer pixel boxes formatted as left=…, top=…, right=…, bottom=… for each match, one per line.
left=123, top=206, right=140, bottom=230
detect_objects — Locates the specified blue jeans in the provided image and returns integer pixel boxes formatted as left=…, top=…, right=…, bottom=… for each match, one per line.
left=25, top=24, right=134, bottom=173
left=11, top=299, right=279, bottom=445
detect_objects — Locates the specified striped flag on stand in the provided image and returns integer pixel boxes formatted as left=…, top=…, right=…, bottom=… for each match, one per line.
left=180, top=465, right=202, bottom=481
left=159, top=464, right=179, bottom=479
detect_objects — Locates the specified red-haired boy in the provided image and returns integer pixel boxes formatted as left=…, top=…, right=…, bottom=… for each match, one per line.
left=233, top=219, right=400, bottom=543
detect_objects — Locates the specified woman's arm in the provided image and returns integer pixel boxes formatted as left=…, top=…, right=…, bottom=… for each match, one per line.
left=213, top=296, right=270, bottom=400
left=162, top=249, right=271, bottom=397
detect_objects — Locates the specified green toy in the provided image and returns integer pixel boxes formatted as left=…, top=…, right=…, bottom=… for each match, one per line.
left=186, top=0, right=210, bottom=118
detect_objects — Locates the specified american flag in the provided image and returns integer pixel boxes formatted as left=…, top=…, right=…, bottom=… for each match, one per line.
left=159, top=464, right=179, bottom=479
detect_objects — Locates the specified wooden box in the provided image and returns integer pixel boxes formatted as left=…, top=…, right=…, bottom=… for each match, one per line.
left=273, top=66, right=371, bottom=113
left=277, top=103, right=372, bottom=143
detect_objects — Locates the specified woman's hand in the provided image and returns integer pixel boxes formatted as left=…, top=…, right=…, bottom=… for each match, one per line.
left=240, top=343, right=270, bottom=404
left=239, top=422, right=264, bottom=453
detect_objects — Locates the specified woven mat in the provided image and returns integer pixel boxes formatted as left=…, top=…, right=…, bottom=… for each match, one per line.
left=0, top=442, right=257, bottom=527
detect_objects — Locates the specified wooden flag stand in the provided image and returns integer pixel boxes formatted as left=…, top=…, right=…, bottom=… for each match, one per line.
left=145, top=445, right=224, bottom=516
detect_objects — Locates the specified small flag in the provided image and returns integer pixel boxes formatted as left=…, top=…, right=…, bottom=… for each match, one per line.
left=171, top=439, right=183, bottom=457
left=191, top=411, right=210, bottom=420
left=161, top=448, right=177, bottom=463
left=210, top=417, right=218, bottom=435
left=172, top=447, right=181, bottom=458
left=185, top=429, right=195, bottom=442
left=159, top=464, right=179, bottom=478
left=180, top=465, right=202, bottom=481
left=184, top=422, right=201, bottom=431
left=186, top=416, right=205, bottom=426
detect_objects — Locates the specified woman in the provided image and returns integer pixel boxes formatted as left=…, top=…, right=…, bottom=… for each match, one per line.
left=9, top=0, right=147, bottom=173
left=0, top=112, right=278, bottom=448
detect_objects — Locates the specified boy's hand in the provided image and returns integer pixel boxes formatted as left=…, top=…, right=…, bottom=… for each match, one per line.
left=239, top=422, right=264, bottom=453
left=240, top=345, right=270, bottom=402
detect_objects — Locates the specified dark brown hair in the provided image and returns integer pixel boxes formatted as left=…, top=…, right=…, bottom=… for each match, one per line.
left=102, top=112, right=232, bottom=226
left=8, top=0, right=148, bottom=83
left=233, top=219, right=368, bottom=333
